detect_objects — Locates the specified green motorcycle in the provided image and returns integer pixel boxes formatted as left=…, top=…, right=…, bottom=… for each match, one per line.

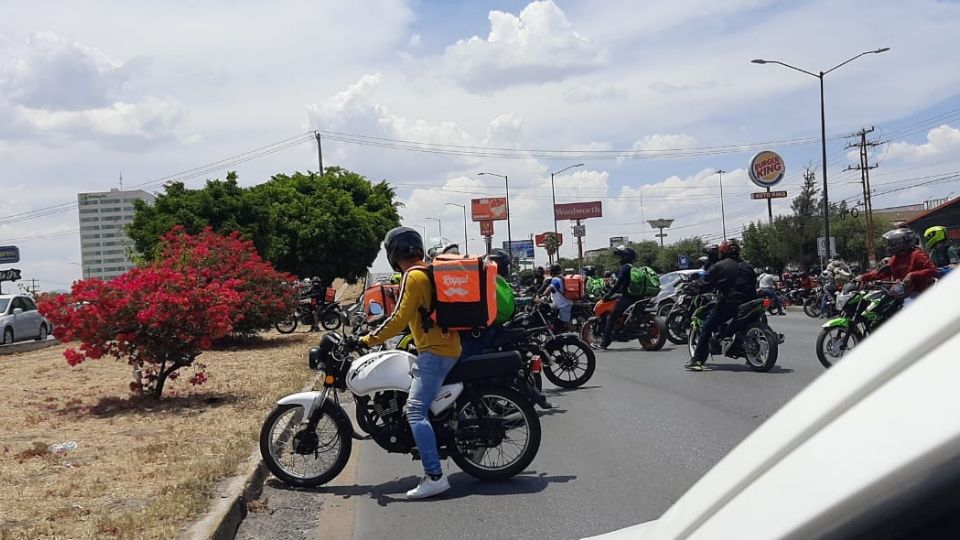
left=815, top=281, right=904, bottom=369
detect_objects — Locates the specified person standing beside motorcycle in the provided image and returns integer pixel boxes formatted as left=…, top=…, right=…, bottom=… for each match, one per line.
left=599, top=245, right=641, bottom=350
left=686, top=240, right=758, bottom=371
left=857, top=228, right=938, bottom=305
left=757, top=267, right=785, bottom=316
left=360, top=227, right=461, bottom=499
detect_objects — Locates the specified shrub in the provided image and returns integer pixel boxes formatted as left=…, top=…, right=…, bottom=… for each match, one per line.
left=40, top=267, right=242, bottom=398
left=156, top=226, right=297, bottom=337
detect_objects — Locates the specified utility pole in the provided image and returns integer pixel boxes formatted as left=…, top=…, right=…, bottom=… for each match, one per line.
left=314, top=131, right=324, bottom=173
left=845, top=127, right=883, bottom=266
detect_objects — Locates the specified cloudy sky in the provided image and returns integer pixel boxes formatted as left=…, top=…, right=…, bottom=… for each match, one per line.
left=3, top=0, right=960, bottom=288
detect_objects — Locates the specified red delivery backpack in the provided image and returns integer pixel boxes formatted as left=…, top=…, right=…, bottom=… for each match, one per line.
left=563, top=275, right=585, bottom=300
left=363, top=284, right=398, bottom=321
left=324, top=287, right=337, bottom=303
left=413, top=255, right=498, bottom=332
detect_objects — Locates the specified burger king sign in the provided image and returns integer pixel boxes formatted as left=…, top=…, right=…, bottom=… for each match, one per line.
left=748, top=150, right=786, bottom=188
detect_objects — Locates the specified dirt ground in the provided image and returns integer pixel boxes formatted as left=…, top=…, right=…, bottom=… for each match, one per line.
left=0, top=331, right=319, bottom=539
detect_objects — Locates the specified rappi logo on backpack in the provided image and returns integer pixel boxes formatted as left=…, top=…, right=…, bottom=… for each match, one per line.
left=441, top=273, right=470, bottom=297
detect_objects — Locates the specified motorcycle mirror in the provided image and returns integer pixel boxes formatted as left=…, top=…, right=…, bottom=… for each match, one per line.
left=369, top=302, right=384, bottom=316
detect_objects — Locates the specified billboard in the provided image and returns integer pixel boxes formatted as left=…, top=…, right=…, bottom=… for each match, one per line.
left=479, top=220, right=494, bottom=237
left=609, top=236, right=629, bottom=247
left=471, top=197, right=509, bottom=221
left=0, top=246, right=19, bottom=264
left=535, top=232, right=563, bottom=247
left=748, top=151, right=786, bottom=188
left=502, top=240, right=535, bottom=258
left=554, top=201, right=602, bottom=220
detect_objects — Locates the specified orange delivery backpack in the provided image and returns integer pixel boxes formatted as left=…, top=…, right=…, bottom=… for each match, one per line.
left=563, top=274, right=585, bottom=300
left=412, top=255, right=498, bottom=332
left=363, top=283, right=398, bottom=321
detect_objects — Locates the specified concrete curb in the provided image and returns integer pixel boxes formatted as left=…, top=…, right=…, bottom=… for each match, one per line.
left=0, top=338, right=59, bottom=356
left=180, top=372, right=322, bottom=540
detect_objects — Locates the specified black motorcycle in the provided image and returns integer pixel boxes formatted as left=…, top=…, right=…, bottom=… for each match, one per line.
left=687, top=294, right=782, bottom=372
left=275, top=296, right=344, bottom=333
left=504, top=302, right=597, bottom=389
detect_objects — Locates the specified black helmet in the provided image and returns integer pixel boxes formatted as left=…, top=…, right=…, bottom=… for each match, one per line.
left=549, top=264, right=562, bottom=275
left=882, top=228, right=917, bottom=255
left=486, top=248, right=510, bottom=279
left=719, top=239, right=741, bottom=260
left=534, top=266, right=545, bottom=277
left=612, top=244, right=636, bottom=263
left=583, top=265, right=597, bottom=277
left=384, top=227, right=425, bottom=271
left=703, top=244, right=720, bottom=265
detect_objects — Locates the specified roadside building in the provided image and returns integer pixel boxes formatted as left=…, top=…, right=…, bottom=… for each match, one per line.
left=904, top=196, right=960, bottom=243
left=77, top=188, right=155, bottom=280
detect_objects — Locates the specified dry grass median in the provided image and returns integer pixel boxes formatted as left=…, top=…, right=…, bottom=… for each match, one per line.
left=0, top=331, right=317, bottom=539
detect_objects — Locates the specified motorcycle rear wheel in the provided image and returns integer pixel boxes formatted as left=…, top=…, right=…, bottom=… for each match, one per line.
left=259, top=401, right=352, bottom=488
left=665, top=308, right=689, bottom=345
left=803, top=299, right=822, bottom=318
left=637, top=316, right=667, bottom=351
left=543, top=337, right=596, bottom=388
left=580, top=317, right=603, bottom=348
left=275, top=313, right=298, bottom=334
left=452, top=385, right=541, bottom=481
left=320, top=309, right=342, bottom=331
left=743, top=322, right=779, bottom=372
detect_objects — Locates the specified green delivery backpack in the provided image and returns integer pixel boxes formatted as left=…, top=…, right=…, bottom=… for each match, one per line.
left=627, top=265, right=661, bottom=298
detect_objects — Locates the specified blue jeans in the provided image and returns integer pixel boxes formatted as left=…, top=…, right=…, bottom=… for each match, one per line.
left=692, top=302, right=738, bottom=363
left=406, top=351, right=457, bottom=476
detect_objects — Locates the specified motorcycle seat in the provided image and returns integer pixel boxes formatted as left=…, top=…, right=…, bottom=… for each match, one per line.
left=485, top=327, right=530, bottom=348
left=737, top=298, right=764, bottom=316
left=445, top=351, right=522, bottom=385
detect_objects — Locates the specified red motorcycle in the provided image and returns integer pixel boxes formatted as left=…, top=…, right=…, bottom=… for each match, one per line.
left=581, top=295, right=667, bottom=351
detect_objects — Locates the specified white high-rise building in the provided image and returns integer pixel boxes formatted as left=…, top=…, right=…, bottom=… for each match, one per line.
left=77, top=188, right=155, bottom=280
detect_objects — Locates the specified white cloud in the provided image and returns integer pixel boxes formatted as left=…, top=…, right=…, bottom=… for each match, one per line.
left=1, top=30, right=142, bottom=111
left=563, top=82, right=627, bottom=103
left=406, top=34, right=422, bottom=48
left=886, top=124, right=960, bottom=162
left=618, top=134, right=698, bottom=164
left=439, top=0, right=606, bottom=93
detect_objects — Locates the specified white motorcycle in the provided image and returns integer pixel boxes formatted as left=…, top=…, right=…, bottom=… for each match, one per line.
left=259, top=332, right=542, bottom=487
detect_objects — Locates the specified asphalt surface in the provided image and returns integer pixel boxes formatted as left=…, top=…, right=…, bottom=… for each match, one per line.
left=238, top=309, right=827, bottom=540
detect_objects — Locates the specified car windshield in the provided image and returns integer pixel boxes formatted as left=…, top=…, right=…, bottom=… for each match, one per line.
left=0, top=299, right=9, bottom=313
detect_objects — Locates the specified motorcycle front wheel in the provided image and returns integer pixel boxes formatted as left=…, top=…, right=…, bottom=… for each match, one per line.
left=452, top=385, right=541, bottom=481
left=275, top=313, right=298, bottom=334
left=803, top=298, right=822, bottom=318
left=742, top=322, right=779, bottom=372
left=543, top=336, right=596, bottom=388
left=580, top=316, right=603, bottom=348
left=259, top=401, right=353, bottom=488
left=815, top=326, right=861, bottom=369
left=665, top=308, right=690, bottom=345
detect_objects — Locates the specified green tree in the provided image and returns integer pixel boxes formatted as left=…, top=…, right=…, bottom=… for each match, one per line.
left=128, top=167, right=401, bottom=283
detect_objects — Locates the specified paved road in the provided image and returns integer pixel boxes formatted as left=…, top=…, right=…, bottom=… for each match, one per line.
left=238, top=310, right=827, bottom=540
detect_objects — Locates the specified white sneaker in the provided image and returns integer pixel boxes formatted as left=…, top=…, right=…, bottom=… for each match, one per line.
left=405, top=475, right=451, bottom=499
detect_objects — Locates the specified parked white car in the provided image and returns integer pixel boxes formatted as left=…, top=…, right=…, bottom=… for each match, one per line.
left=0, top=294, right=52, bottom=345
left=586, top=270, right=960, bottom=539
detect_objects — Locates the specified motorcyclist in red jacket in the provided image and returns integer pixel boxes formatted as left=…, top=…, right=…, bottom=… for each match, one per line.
left=857, top=228, right=937, bottom=301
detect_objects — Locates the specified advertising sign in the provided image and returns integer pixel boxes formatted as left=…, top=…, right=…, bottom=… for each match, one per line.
left=0, top=268, right=22, bottom=282
left=554, top=201, right=603, bottom=221
left=502, top=240, right=535, bottom=258
left=748, top=151, right=786, bottom=188
left=751, top=190, right=788, bottom=200
left=0, top=246, right=19, bottom=264
left=479, top=220, right=494, bottom=237
left=573, top=225, right=586, bottom=237
left=609, top=236, right=628, bottom=247
left=678, top=255, right=689, bottom=270
left=535, top=232, right=563, bottom=247
left=471, top=197, right=509, bottom=221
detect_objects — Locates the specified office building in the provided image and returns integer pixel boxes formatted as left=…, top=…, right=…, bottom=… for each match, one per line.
left=77, top=188, right=155, bottom=280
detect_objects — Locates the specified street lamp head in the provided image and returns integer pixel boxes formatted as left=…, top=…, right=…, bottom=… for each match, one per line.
left=751, top=59, right=768, bottom=64
left=716, top=169, right=726, bottom=174
left=874, top=47, right=890, bottom=54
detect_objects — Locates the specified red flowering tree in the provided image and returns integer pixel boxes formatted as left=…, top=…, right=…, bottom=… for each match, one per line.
left=156, top=226, right=297, bottom=337
left=40, top=267, right=242, bottom=398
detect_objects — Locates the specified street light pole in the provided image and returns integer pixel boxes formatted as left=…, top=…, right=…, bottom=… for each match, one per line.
left=445, top=203, right=468, bottom=254
left=549, top=163, right=584, bottom=236
left=717, top=169, right=727, bottom=241
left=751, top=47, right=889, bottom=259
left=477, top=172, right=513, bottom=269
left=426, top=217, right=442, bottom=243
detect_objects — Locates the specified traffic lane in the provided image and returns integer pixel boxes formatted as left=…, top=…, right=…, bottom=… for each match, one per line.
left=237, top=311, right=826, bottom=540
left=347, top=313, right=824, bottom=540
